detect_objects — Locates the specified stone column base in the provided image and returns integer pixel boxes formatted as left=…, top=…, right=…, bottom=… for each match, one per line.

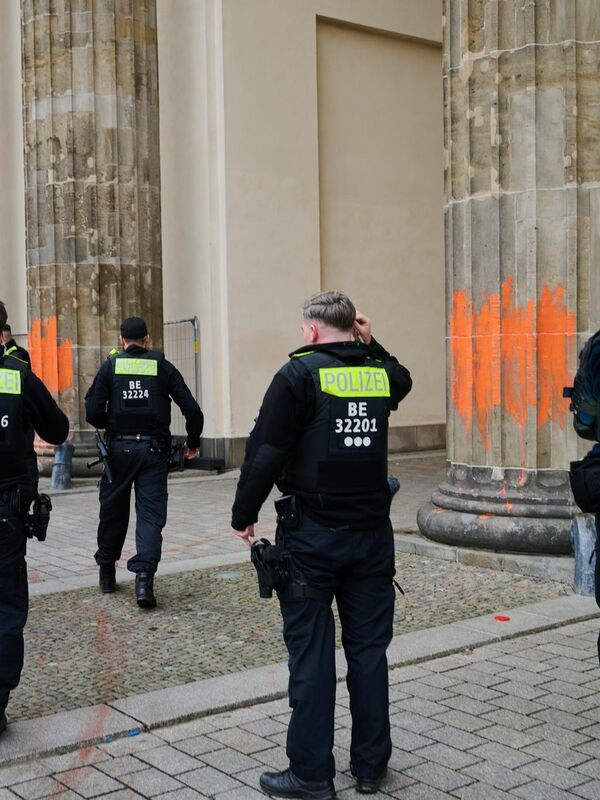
left=417, top=462, right=574, bottom=555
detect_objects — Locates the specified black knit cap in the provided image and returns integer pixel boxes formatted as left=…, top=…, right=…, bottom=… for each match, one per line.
left=120, top=316, right=148, bottom=340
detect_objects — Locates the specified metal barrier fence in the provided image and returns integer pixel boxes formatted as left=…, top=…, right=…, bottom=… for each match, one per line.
left=163, top=316, right=201, bottom=436
left=9, top=322, right=201, bottom=437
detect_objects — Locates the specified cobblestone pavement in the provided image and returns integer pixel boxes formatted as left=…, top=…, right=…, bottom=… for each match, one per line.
left=2, top=617, right=600, bottom=799
left=28, top=454, right=445, bottom=586
left=11, top=553, right=571, bottom=722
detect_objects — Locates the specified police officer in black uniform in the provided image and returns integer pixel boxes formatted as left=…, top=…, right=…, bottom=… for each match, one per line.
left=231, top=292, right=412, bottom=800
left=1, top=325, right=32, bottom=368
left=0, top=301, right=69, bottom=735
left=85, top=317, right=203, bottom=608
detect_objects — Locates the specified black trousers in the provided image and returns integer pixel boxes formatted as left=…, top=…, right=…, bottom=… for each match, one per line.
left=95, top=440, right=169, bottom=574
left=0, top=501, right=28, bottom=715
left=279, top=515, right=395, bottom=782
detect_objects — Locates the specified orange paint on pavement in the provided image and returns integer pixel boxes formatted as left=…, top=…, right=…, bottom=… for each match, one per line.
left=28, top=316, right=74, bottom=394
left=450, top=280, right=574, bottom=448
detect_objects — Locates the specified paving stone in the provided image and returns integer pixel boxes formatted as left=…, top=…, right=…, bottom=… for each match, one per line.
left=460, top=759, right=530, bottom=791
left=214, top=787, right=265, bottom=800
left=491, top=681, right=547, bottom=700
left=389, top=728, right=433, bottom=752
left=490, top=654, right=555, bottom=673
left=155, top=719, right=218, bottom=743
left=40, top=748, right=110, bottom=773
left=98, top=734, right=166, bottom=756
left=246, top=747, right=289, bottom=772
left=119, top=769, right=184, bottom=796
left=469, top=741, right=535, bottom=769
left=572, top=779, right=600, bottom=799
left=439, top=696, right=498, bottom=717
left=480, top=709, right=541, bottom=731
left=486, top=669, right=547, bottom=687
left=403, top=762, right=473, bottom=793
left=543, top=680, right=597, bottom=700
left=525, top=723, right=591, bottom=749
left=573, top=759, right=600, bottom=780
left=522, top=740, right=591, bottom=768
left=402, top=682, right=454, bottom=703
left=411, top=742, right=479, bottom=771
left=543, top=669, right=597, bottom=686
left=425, top=725, right=489, bottom=751
left=96, top=756, right=149, bottom=778
left=449, top=683, right=503, bottom=703
left=517, top=759, right=589, bottom=790
left=199, top=747, right=262, bottom=774
left=540, top=694, right=596, bottom=715
left=395, top=697, right=445, bottom=718
left=154, top=790, right=207, bottom=800
left=511, top=780, right=587, bottom=800
left=206, top=709, right=267, bottom=730
left=240, top=719, right=287, bottom=738
left=179, top=766, right=242, bottom=795
left=576, top=740, right=600, bottom=759
left=415, top=672, right=461, bottom=690
left=387, top=749, right=424, bottom=772
left=428, top=710, right=491, bottom=733
left=10, top=777, right=67, bottom=800
left=208, top=728, right=276, bottom=754
left=389, top=711, right=442, bottom=734
left=135, top=745, right=201, bottom=775
left=172, top=735, right=225, bottom=757
left=441, top=668, right=505, bottom=688
left=0, top=792, right=17, bottom=800
left=457, top=781, right=515, bottom=799
left=477, top=724, right=541, bottom=749
left=0, top=765, right=53, bottom=789
left=390, top=784, right=451, bottom=799
left=389, top=666, right=433, bottom=684
left=486, top=694, right=546, bottom=716
left=54, top=766, right=122, bottom=797
left=532, top=708, right=593, bottom=732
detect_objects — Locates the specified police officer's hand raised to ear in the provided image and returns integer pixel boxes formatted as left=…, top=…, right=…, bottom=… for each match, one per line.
left=353, top=310, right=372, bottom=344
left=231, top=291, right=412, bottom=800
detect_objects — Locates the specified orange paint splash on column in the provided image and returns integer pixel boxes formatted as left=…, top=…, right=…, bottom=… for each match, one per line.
left=450, top=280, right=574, bottom=448
left=449, top=291, right=473, bottom=424
left=537, top=285, right=576, bottom=429
left=500, top=276, right=536, bottom=426
left=473, top=293, right=501, bottom=449
left=28, top=316, right=74, bottom=395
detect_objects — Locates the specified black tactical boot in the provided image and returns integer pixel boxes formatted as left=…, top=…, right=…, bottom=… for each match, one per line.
left=259, top=769, right=335, bottom=800
left=135, top=571, right=156, bottom=608
left=351, top=767, right=386, bottom=795
left=99, top=563, right=116, bottom=593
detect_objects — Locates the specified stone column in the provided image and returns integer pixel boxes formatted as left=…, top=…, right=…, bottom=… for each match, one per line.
left=418, top=0, right=600, bottom=554
left=21, top=0, right=163, bottom=449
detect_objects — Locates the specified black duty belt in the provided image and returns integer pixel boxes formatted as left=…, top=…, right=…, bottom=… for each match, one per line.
left=110, top=434, right=155, bottom=442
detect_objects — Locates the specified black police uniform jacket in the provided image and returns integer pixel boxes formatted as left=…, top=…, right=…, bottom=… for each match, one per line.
left=231, top=338, right=412, bottom=531
left=0, top=353, right=69, bottom=489
left=1, top=340, right=32, bottom=369
left=84, top=345, right=204, bottom=446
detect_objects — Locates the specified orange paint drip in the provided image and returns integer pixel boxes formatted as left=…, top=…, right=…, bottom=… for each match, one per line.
left=449, top=291, right=473, bottom=423
left=537, top=285, right=576, bottom=429
left=28, top=316, right=74, bottom=395
left=450, top=280, right=575, bottom=447
left=501, top=276, right=536, bottom=426
left=473, top=293, right=501, bottom=449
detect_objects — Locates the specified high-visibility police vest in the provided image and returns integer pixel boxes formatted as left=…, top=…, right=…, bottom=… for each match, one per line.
left=280, top=350, right=393, bottom=494
left=0, top=356, right=27, bottom=480
left=107, top=350, right=166, bottom=435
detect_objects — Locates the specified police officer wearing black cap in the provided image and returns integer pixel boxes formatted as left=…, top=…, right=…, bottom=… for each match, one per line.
left=0, top=301, right=69, bottom=736
left=85, top=316, right=203, bottom=608
left=231, top=292, right=412, bottom=800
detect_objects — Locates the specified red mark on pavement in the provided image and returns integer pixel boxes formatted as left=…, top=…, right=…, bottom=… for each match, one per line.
left=494, top=615, right=511, bottom=622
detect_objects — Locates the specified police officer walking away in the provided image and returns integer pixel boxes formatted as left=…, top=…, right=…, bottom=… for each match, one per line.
left=85, top=317, right=203, bottom=608
left=231, top=292, right=412, bottom=799
left=0, top=301, right=69, bottom=735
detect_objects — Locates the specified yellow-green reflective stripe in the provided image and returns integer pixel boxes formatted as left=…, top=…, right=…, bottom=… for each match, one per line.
left=319, top=366, right=390, bottom=397
left=0, top=369, right=22, bottom=395
left=114, top=358, right=158, bottom=377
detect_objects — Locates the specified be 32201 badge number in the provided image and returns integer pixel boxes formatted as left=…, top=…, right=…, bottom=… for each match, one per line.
left=334, top=401, right=377, bottom=448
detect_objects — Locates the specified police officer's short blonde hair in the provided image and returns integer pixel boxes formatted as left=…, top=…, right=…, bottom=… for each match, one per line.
left=0, top=302, right=6, bottom=331
left=303, top=291, right=355, bottom=332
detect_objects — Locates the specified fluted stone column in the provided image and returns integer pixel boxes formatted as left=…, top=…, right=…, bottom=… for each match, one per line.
left=418, top=0, right=600, bottom=554
left=21, top=0, right=163, bottom=449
